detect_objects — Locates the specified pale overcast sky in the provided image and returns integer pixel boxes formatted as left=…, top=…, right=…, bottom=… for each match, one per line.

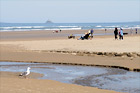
left=0, top=0, right=140, bottom=23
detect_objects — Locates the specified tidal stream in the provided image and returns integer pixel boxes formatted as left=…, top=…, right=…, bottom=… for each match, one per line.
left=0, top=62, right=140, bottom=93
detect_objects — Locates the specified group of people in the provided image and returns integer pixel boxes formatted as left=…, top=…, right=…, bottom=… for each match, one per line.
left=114, top=27, right=124, bottom=40
left=78, top=29, right=94, bottom=40
left=69, top=27, right=138, bottom=40
left=53, top=29, right=62, bottom=33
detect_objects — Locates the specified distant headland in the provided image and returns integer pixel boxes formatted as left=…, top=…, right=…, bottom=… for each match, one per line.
left=46, top=20, right=53, bottom=23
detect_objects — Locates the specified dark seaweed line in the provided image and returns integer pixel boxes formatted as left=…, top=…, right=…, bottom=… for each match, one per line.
left=44, top=50, right=140, bottom=57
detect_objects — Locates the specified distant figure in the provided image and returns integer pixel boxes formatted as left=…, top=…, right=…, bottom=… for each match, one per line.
left=55, top=30, right=58, bottom=33
left=119, top=28, right=123, bottom=40
left=68, top=34, right=75, bottom=39
left=60, top=29, right=62, bottom=32
left=53, top=31, right=58, bottom=33
left=105, top=29, right=107, bottom=33
left=19, top=67, right=31, bottom=78
left=114, top=27, right=118, bottom=40
left=130, top=28, right=133, bottom=35
left=135, top=28, right=137, bottom=34
left=90, top=29, right=94, bottom=39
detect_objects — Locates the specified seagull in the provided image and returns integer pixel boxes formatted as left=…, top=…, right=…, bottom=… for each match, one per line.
left=19, top=67, right=31, bottom=78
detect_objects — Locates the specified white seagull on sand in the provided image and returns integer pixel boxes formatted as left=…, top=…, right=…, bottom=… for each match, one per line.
left=19, top=67, right=31, bottom=78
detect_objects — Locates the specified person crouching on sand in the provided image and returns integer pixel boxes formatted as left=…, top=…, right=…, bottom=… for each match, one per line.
left=78, top=33, right=90, bottom=40
left=114, top=27, right=118, bottom=40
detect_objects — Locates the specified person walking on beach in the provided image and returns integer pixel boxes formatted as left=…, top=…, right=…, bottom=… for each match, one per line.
left=119, top=28, right=123, bottom=40
left=105, top=29, right=107, bottom=34
left=114, top=27, right=118, bottom=40
left=60, top=29, right=62, bottom=33
left=135, top=28, right=137, bottom=34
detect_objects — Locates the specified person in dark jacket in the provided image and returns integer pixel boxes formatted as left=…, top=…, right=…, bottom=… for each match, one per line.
left=114, top=27, right=118, bottom=40
left=84, top=33, right=90, bottom=39
left=78, top=33, right=90, bottom=40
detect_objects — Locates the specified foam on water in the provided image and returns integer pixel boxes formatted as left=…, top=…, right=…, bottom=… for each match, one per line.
left=57, top=26, right=78, bottom=27
left=95, top=25, right=102, bottom=27
left=0, top=22, right=139, bottom=32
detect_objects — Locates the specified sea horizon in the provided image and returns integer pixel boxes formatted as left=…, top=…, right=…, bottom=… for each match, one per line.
left=0, top=21, right=140, bottom=24
left=0, top=21, right=140, bottom=32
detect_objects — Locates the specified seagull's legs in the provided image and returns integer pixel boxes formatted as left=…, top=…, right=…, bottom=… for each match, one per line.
left=24, top=76, right=26, bottom=79
left=25, top=76, right=28, bottom=79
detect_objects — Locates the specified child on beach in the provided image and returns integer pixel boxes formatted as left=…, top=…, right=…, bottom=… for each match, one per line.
left=119, top=28, right=123, bottom=40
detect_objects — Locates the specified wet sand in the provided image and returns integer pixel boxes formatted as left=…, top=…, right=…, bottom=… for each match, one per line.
left=0, top=71, right=119, bottom=93
left=0, top=29, right=140, bottom=93
left=0, top=48, right=140, bottom=71
left=1, top=62, right=139, bottom=93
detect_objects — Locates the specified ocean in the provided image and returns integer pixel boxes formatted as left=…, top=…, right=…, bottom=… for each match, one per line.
left=0, top=22, right=139, bottom=32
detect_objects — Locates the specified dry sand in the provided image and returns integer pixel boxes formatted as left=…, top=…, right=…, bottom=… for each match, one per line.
left=0, top=30, right=140, bottom=93
left=1, top=36, right=139, bottom=53
left=0, top=31, right=140, bottom=71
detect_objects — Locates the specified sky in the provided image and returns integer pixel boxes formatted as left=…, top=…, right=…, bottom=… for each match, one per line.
left=0, top=0, right=140, bottom=23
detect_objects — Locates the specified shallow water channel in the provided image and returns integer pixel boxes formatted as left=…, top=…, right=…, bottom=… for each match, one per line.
left=0, top=62, right=140, bottom=93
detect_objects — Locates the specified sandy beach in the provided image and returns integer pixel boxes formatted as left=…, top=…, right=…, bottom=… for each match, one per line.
left=0, top=29, right=140, bottom=93
left=0, top=71, right=119, bottom=93
left=1, top=0, right=140, bottom=92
